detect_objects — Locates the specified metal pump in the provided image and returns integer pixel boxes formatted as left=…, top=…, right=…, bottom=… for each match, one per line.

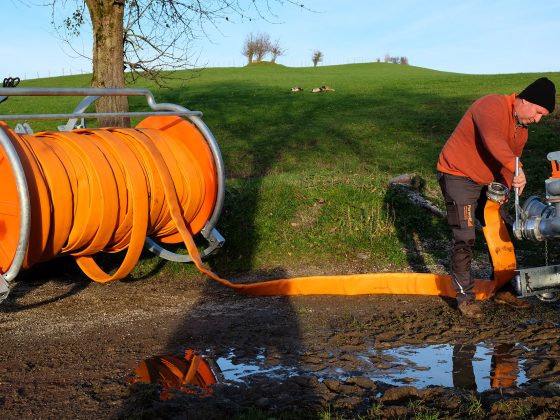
left=512, top=151, right=560, bottom=302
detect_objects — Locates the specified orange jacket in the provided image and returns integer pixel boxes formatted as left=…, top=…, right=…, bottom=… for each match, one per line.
left=437, top=94, right=528, bottom=188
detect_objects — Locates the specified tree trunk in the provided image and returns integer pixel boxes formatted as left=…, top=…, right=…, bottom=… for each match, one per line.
left=86, top=0, right=129, bottom=127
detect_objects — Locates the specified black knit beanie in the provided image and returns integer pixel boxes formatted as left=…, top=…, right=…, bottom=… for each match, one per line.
left=518, top=77, right=556, bottom=113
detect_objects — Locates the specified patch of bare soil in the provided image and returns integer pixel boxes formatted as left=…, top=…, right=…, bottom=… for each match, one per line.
left=1, top=259, right=560, bottom=419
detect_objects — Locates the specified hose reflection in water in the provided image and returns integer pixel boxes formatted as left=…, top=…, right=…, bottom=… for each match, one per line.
left=452, top=343, right=519, bottom=391
left=130, top=349, right=218, bottom=400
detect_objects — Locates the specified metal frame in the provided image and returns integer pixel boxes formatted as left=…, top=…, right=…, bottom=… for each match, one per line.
left=0, top=128, right=30, bottom=288
left=513, top=265, right=560, bottom=302
left=0, top=88, right=225, bottom=292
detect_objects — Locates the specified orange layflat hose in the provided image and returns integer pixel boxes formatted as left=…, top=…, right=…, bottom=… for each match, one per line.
left=0, top=116, right=516, bottom=299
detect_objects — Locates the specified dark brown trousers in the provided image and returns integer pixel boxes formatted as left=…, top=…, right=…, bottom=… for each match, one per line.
left=438, top=172, right=487, bottom=303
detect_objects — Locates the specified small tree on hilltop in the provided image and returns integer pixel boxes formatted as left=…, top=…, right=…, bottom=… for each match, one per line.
left=383, top=54, right=409, bottom=65
left=270, top=40, right=285, bottom=63
left=242, top=33, right=258, bottom=64
left=254, top=32, right=272, bottom=62
left=312, top=50, right=323, bottom=67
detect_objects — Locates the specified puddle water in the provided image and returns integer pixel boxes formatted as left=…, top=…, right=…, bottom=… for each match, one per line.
left=366, top=343, right=527, bottom=392
left=131, top=343, right=530, bottom=399
left=215, top=347, right=299, bottom=382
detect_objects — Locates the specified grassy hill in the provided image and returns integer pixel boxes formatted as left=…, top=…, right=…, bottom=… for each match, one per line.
left=3, top=63, right=560, bottom=277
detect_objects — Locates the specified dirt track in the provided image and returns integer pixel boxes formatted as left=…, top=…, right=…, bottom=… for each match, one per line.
left=1, top=259, right=560, bottom=419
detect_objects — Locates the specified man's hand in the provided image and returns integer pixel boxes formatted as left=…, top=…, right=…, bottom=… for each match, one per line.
left=512, top=167, right=526, bottom=195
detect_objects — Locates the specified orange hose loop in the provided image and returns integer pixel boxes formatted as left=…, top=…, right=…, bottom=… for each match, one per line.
left=145, top=131, right=515, bottom=300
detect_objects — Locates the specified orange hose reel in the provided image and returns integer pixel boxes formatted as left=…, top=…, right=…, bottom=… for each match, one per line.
left=0, top=87, right=517, bottom=302
left=0, top=116, right=217, bottom=282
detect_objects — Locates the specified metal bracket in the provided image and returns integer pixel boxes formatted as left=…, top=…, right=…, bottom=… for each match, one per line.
left=144, top=227, right=225, bottom=263
left=14, top=123, right=33, bottom=134
left=58, top=95, right=99, bottom=131
left=0, top=274, right=10, bottom=302
left=513, top=265, right=560, bottom=300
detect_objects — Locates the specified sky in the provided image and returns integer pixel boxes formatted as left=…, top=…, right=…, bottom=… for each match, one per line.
left=2, top=0, right=560, bottom=80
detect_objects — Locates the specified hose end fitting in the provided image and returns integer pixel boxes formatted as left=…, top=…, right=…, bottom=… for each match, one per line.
left=486, top=182, right=509, bottom=204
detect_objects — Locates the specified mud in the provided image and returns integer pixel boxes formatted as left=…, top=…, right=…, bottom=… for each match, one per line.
left=1, top=259, right=560, bottom=419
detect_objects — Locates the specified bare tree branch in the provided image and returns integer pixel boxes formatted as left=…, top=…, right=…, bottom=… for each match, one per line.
left=41, top=0, right=310, bottom=117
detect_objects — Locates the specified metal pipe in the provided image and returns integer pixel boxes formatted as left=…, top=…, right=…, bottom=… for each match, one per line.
left=514, top=157, right=522, bottom=239
left=523, top=196, right=555, bottom=218
left=546, top=179, right=560, bottom=196
left=62, top=96, right=99, bottom=131
left=0, top=129, right=30, bottom=282
left=0, top=87, right=158, bottom=98
left=0, top=111, right=202, bottom=121
left=537, top=216, right=560, bottom=240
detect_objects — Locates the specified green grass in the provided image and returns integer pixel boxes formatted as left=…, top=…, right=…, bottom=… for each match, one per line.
left=4, top=63, right=560, bottom=277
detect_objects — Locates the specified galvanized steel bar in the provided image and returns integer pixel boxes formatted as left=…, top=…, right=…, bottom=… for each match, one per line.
left=0, top=128, right=30, bottom=283
left=0, top=111, right=202, bottom=120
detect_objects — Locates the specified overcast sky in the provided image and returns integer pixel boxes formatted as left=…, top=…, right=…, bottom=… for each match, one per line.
left=2, top=0, right=559, bottom=79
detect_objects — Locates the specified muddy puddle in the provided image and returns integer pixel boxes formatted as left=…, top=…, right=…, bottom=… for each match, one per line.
left=131, top=342, right=544, bottom=399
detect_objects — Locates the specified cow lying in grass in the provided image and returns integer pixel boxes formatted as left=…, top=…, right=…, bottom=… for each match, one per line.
left=311, top=85, right=335, bottom=93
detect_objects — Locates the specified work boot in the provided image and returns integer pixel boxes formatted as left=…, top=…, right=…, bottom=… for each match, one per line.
left=494, top=291, right=531, bottom=309
left=457, top=301, right=483, bottom=319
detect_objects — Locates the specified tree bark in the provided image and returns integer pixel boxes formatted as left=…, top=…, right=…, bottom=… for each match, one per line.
left=86, top=0, right=130, bottom=127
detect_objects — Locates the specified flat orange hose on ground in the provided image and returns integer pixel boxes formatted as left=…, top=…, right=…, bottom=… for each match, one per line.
left=0, top=117, right=516, bottom=299
left=172, top=191, right=514, bottom=300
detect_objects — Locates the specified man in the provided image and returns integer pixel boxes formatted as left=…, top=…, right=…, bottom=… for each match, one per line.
left=437, top=77, right=556, bottom=319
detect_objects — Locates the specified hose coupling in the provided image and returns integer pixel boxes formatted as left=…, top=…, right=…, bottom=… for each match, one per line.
left=486, top=182, right=509, bottom=204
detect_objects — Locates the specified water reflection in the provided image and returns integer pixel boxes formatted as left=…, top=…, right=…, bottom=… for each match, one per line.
left=451, top=343, right=519, bottom=391
left=130, top=349, right=219, bottom=400
left=452, top=344, right=477, bottom=391
left=379, top=343, right=525, bottom=392
left=215, top=347, right=299, bottom=382
left=130, top=342, right=527, bottom=399
left=490, top=344, right=519, bottom=389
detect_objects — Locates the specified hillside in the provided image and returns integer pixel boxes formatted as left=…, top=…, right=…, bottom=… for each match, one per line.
left=2, top=63, right=559, bottom=274
left=1, top=63, right=560, bottom=419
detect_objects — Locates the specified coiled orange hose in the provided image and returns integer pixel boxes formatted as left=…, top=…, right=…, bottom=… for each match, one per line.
left=0, top=117, right=515, bottom=299
left=0, top=116, right=216, bottom=282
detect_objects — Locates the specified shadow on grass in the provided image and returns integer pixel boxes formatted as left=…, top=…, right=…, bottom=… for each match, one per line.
left=383, top=179, right=449, bottom=274
left=152, top=81, right=472, bottom=272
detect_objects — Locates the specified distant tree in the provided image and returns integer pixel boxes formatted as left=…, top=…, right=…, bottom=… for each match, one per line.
left=270, top=40, right=285, bottom=63
left=253, top=32, right=272, bottom=62
left=242, top=33, right=284, bottom=64
left=312, top=50, right=323, bottom=67
left=383, top=54, right=408, bottom=65
left=242, top=33, right=258, bottom=64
